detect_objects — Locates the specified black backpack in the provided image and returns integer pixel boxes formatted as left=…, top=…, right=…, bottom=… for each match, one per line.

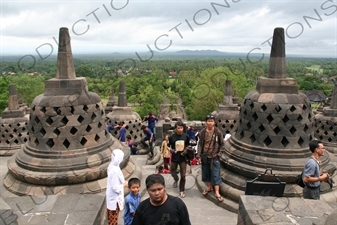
left=296, top=172, right=305, bottom=188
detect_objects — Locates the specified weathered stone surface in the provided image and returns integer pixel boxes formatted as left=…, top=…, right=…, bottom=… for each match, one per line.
left=0, top=85, right=29, bottom=156
left=4, top=27, right=132, bottom=196
left=106, top=81, right=142, bottom=143
left=314, top=83, right=337, bottom=154
left=221, top=27, right=337, bottom=208
left=238, top=195, right=337, bottom=225
left=212, top=80, right=240, bottom=135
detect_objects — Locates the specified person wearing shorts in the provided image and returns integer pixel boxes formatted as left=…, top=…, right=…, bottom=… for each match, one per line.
left=196, top=114, right=225, bottom=202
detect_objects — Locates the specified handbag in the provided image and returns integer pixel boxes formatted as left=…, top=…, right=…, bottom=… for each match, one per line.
left=296, top=172, right=305, bottom=188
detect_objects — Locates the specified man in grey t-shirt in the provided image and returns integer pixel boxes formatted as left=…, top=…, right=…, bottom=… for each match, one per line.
left=302, top=140, right=330, bottom=199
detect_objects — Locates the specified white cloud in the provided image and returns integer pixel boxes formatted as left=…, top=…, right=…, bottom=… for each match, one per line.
left=1, top=0, right=336, bottom=57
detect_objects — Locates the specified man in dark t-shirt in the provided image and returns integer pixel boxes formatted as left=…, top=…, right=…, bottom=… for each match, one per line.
left=168, top=121, right=190, bottom=198
left=132, top=174, right=191, bottom=225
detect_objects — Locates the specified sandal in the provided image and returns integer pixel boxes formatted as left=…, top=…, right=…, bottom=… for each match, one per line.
left=179, top=192, right=186, bottom=198
left=215, top=195, right=224, bottom=202
left=202, top=189, right=213, bottom=196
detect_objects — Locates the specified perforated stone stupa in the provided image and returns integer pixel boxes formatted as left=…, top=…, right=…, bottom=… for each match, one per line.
left=0, top=84, right=29, bottom=156
left=106, top=81, right=143, bottom=142
left=4, top=27, right=128, bottom=195
left=212, top=80, right=239, bottom=134
left=105, top=88, right=117, bottom=114
left=221, top=28, right=337, bottom=203
left=314, top=82, right=337, bottom=154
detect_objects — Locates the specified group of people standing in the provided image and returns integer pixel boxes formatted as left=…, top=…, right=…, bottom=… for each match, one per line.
left=106, top=113, right=228, bottom=225
left=106, top=113, right=334, bottom=225
left=159, top=114, right=226, bottom=201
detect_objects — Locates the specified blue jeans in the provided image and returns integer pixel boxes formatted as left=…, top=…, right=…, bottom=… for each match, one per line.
left=201, top=157, right=222, bottom=185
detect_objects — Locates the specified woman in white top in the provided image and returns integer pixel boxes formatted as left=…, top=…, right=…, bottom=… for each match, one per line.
left=106, top=149, right=128, bottom=225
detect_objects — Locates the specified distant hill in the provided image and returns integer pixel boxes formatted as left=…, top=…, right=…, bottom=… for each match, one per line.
left=175, top=50, right=226, bottom=56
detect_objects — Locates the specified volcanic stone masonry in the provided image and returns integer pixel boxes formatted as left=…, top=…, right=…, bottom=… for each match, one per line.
left=106, top=81, right=143, bottom=143
left=220, top=27, right=337, bottom=206
left=314, top=82, right=337, bottom=154
left=0, top=84, right=29, bottom=156
left=212, top=80, right=240, bottom=135
left=4, top=27, right=129, bottom=195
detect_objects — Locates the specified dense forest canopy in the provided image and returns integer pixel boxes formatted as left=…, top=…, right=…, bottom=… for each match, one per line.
left=0, top=55, right=336, bottom=119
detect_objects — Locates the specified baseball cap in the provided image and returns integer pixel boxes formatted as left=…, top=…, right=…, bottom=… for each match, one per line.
left=205, top=114, right=215, bottom=121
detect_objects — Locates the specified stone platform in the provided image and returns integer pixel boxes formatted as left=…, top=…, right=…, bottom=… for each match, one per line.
left=238, top=195, right=337, bottom=225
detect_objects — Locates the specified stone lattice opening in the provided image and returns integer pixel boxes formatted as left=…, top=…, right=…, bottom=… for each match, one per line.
left=298, top=137, right=304, bottom=147
left=267, top=115, right=273, bottom=123
left=46, top=139, right=55, bottom=148
left=83, top=105, right=89, bottom=112
left=70, top=127, right=78, bottom=135
left=290, top=126, right=297, bottom=135
left=77, top=115, right=84, bottom=123
left=63, top=139, right=70, bottom=148
left=282, top=115, right=289, bottom=123
left=281, top=137, right=289, bottom=147
left=252, top=112, right=258, bottom=121
left=46, top=117, right=53, bottom=125
left=40, top=107, right=47, bottom=113
left=263, top=137, right=272, bottom=146
left=297, top=115, right=303, bottom=122
left=94, top=134, right=100, bottom=142
left=91, top=113, right=97, bottom=120
left=80, top=137, right=87, bottom=146
left=40, top=128, right=46, bottom=136
left=86, top=125, right=92, bottom=132
left=273, top=126, right=280, bottom=134
left=290, top=105, right=296, bottom=112
left=61, top=116, right=69, bottom=125
left=53, top=128, right=61, bottom=136
left=34, top=116, right=40, bottom=125
left=250, top=134, right=256, bottom=143
left=259, top=125, right=265, bottom=133
left=35, top=138, right=40, bottom=146
left=261, top=104, right=267, bottom=112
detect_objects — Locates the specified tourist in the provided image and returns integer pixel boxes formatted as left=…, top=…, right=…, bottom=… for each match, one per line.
left=140, top=125, right=154, bottom=158
left=106, top=149, right=128, bottom=225
left=124, top=178, right=141, bottom=225
left=160, top=134, right=171, bottom=172
left=302, top=140, right=330, bottom=200
left=196, top=114, right=225, bottom=202
left=132, top=174, right=191, bottom=225
left=143, top=112, right=158, bottom=135
left=186, top=123, right=196, bottom=141
left=115, top=122, right=127, bottom=143
left=168, top=121, right=190, bottom=198
left=126, top=135, right=138, bottom=155
left=107, top=124, right=114, bottom=133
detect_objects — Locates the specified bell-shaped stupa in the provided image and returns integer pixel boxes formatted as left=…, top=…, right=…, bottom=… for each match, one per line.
left=105, top=88, right=117, bottom=114
left=106, top=81, right=142, bottom=142
left=0, top=84, right=29, bottom=155
left=4, top=27, right=128, bottom=195
left=212, top=80, right=239, bottom=135
left=314, top=82, right=337, bottom=154
left=221, top=28, right=337, bottom=205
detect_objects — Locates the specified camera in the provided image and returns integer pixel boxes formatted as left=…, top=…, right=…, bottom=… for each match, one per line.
left=327, top=177, right=334, bottom=189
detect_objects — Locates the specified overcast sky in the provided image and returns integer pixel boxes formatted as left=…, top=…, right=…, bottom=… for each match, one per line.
left=1, top=0, right=336, bottom=58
